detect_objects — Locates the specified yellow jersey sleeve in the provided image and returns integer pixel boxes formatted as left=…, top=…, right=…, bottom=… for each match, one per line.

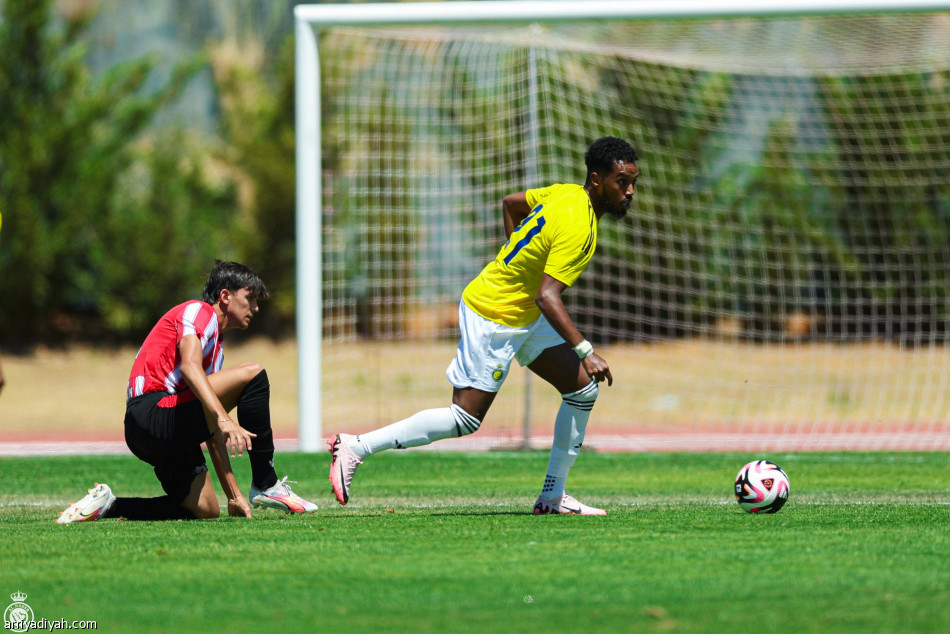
left=542, top=194, right=597, bottom=288
left=461, top=184, right=597, bottom=327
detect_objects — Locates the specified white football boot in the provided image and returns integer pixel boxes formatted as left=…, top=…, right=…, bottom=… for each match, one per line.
left=328, top=434, right=363, bottom=505
left=249, top=476, right=318, bottom=514
left=533, top=492, right=606, bottom=516
left=57, top=483, right=116, bottom=524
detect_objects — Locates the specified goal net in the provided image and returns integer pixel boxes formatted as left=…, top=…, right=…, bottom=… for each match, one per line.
left=299, top=3, right=950, bottom=452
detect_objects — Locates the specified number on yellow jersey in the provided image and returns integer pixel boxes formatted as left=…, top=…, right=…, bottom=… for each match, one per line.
left=502, top=205, right=545, bottom=265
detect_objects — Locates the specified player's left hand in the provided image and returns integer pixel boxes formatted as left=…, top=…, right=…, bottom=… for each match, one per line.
left=228, top=496, right=253, bottom=518
left=582, top=353, right=613, bottom=386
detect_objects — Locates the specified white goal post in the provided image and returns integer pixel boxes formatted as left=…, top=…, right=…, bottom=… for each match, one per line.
left=295, top=0, right=950, bottom=452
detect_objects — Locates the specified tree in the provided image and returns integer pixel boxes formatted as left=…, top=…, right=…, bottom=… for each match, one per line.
left=0, top=0, right=236, bottom=343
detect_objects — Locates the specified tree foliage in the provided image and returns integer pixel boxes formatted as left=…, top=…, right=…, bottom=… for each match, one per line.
left=209, top=36, right=298, bottom=335
left=0, top=0, right=238, bottom=344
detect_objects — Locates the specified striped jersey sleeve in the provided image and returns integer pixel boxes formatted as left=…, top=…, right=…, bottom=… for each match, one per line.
left=127, top=301, right=223, bottom=401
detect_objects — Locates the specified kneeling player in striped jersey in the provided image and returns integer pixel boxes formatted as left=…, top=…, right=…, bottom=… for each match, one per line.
left=58, top=261, right=317, bottom=523
left=329, top=137, right=639, bottom=515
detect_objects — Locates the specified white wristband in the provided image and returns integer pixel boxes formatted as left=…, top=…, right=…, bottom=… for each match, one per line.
left=572, top=340, right=594, bottom=359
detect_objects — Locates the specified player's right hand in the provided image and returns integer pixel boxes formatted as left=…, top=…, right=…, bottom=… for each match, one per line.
left=216, top=417, right=256, bottom=458
left=228, top=496, right=253, bottom=518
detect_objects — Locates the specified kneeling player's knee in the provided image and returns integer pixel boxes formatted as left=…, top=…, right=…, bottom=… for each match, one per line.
left=450, top=404, right=482, bottom=437
left=240, top=367, right=269, bottom=400
left=188, top=489, right=220, bottom=519
left=186, top=471, right=220, bottom=519
left=193, top=502, right=220, bottom=520
left=243, top=363, right=266, bottom=384
left=563, top=380, right=598, bottom=411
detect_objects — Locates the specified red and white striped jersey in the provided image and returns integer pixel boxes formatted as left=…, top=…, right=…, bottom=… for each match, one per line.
left=127, top=301, right=224, bottom=403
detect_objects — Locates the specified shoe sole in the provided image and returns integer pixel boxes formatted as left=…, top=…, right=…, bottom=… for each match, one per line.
left=533, top=500, right=606, bottom=516
left=56, top=485, right=114, bottom=524
left=250, top=496, right=314, bottom=514
left=327, top=436, right=350, bottom=505
left=56, top=507, right=104, bottom=524
left=534, top=508, right=606, bottom=515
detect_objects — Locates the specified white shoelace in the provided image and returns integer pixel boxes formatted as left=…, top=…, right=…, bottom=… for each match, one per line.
left=276, top=476, right=298, bottom=491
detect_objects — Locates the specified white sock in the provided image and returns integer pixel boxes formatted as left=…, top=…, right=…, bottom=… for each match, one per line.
left=542, top=474, right=567, bottom=500
left=542, top=381, right=597, bottom=500
left=350, top=407, right=460, bottom=458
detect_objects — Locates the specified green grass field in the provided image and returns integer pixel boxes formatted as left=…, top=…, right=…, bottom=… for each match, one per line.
left=2, top=451, right=948, bottom=632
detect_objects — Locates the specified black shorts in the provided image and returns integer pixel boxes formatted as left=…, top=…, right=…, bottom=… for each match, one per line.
left=124, top=391, right=212, bottom=504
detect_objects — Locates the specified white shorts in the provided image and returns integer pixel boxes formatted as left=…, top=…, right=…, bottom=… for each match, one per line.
left=445, top=300, right=566, bottom=392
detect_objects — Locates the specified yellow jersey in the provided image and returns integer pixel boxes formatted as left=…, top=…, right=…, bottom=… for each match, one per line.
left=462, top=183, right=597, bottom=327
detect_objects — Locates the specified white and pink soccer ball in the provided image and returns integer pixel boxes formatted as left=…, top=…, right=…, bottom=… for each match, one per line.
left=734, top=460, right=790, bottom=514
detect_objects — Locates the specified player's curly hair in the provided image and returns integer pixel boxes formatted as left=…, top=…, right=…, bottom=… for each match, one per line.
left=584, top=137, right=638, bottom=182
left=202, top=260, right=269, bottom=304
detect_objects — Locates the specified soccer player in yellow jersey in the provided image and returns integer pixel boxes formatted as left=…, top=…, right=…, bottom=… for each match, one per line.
left=329, top=137, right=639, bottom=514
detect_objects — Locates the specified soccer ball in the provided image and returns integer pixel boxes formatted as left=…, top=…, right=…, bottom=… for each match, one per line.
left=734, top=460, right=789, bottom=514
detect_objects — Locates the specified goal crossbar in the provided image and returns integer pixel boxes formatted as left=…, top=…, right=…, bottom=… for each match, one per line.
left=295, top=0, right=949, bottom=26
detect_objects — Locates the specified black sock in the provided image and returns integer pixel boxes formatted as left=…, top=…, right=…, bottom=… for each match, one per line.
left=107, top=496, right=195, bottom=521
left=239, top=369, right=278, bottom=490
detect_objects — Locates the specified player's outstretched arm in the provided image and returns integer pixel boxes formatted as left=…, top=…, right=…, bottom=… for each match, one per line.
left=206, top=434, right=253, bottom=518
left=535, top=274, right=613, bottom=386
left=179, top=334, right=256, bottom=457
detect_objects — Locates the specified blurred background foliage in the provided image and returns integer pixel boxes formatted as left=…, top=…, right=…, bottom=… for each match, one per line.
left=574, top=63, right=950, bottom=346
left=0, top=0, right=298, bottom=345
left=318, top=21, right=948, bottom=347
left=0, top=0, right=947, bottom=348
